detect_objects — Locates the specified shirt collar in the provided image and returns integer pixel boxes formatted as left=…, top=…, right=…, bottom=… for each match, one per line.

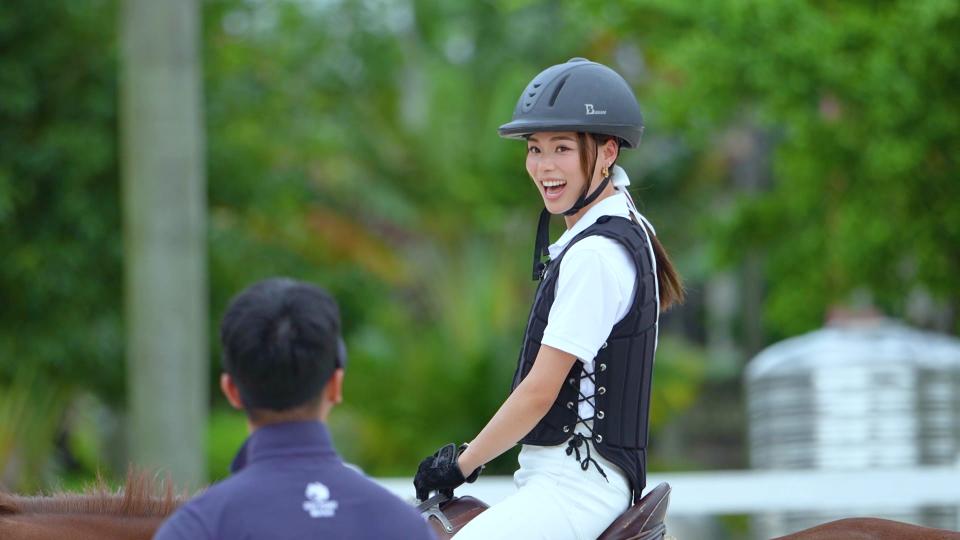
left=230, top=420, right=339, bottom=473
left=547, top=191, right=632, bottom=260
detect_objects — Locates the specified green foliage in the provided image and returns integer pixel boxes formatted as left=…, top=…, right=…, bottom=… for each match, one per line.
left=199, top=0, right=706, bottom=476
left=0, top=368, right=71, bottom=491
left=0, top=0, right=123, bottom=399
left=328, top=236, right=531, bottom=475
left=26, top=0, right=960, bottom=483
left=586, top=0, right=960, bottom=336
left=206, top=408, right=248, bottom=482
left=649, top=335, right=706, bottom=432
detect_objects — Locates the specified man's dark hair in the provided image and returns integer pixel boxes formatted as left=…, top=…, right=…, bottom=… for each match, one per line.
left=220, top=277, right=342, bottom=412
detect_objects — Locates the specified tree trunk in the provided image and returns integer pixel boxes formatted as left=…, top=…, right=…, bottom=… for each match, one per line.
left=120, top=0, right=207, bottom=487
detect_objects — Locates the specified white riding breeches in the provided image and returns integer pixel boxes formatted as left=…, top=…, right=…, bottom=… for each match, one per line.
left=452, top=441, right=631, bottom=540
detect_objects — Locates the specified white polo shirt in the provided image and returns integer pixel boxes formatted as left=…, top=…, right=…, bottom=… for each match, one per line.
left=540, top=170, right=659, bottom=425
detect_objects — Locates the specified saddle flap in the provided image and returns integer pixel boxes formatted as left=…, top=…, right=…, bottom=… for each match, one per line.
left=596, top=482, right=671, bottom=540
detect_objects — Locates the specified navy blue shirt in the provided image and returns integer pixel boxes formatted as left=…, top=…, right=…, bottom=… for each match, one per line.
left=154, top=421, right=434, bottom=540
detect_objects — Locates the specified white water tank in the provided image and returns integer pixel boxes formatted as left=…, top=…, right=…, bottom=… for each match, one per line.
left=745, top=317, right=960, bottom=538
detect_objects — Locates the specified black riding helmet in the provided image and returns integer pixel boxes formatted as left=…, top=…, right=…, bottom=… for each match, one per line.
left=498, top=57, right=644, bottom=148
left=499, top=58, right=645, bottom=279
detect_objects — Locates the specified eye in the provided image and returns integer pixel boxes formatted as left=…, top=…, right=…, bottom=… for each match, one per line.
left=527, top=146, right=541, bottom=154
left=555, top=145, right=571, bottom=153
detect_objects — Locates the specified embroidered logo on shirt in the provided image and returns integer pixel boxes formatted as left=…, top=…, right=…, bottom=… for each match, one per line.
left=302, top=482, right=339, bottom=518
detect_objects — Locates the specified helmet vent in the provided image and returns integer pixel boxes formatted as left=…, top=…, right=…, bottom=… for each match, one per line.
left=548, top=75, right=570, bottom=107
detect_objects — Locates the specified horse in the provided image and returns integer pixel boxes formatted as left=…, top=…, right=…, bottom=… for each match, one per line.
left=0, top=472, right=182, bottom=540
left=420, top=482, right=960, bottom=540
left=773, top=517, right=960, bottom=540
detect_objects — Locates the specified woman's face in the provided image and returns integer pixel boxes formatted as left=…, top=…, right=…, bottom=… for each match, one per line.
left=525, top=131, right=595, bottom=215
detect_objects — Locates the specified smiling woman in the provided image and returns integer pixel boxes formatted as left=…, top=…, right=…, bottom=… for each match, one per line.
left=412, top=57, right=684, bottom=540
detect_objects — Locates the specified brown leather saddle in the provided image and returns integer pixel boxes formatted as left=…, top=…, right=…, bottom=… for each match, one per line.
left=419, top=482, right=671, bottom=540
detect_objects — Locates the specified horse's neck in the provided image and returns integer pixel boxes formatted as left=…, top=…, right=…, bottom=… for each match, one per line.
left=775, top=517, right=960, bottom=540
left=0, top=514, right=165, bottom=540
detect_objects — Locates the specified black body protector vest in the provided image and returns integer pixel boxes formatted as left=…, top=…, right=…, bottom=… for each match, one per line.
left=511, top=215, right=658, bottom=503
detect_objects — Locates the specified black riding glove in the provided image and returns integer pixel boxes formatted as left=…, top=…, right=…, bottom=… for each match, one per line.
left=413, top=443, right=482, bottom=501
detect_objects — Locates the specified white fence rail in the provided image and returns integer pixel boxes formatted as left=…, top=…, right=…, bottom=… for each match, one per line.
left=378, top=466, right=960, bottom=515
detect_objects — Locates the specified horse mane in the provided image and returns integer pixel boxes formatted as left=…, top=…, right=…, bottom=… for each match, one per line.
left=0, top=470, right=186, bottom=518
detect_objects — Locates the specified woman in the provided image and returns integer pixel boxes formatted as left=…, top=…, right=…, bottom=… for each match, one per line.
left=414, top=57, right=684, bottom=539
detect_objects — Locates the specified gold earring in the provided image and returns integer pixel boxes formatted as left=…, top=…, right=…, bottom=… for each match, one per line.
left=602, top=165, right=609, bottom=178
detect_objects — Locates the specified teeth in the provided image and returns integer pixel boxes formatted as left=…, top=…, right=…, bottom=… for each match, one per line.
left=542, top=180, right=566, bottom=187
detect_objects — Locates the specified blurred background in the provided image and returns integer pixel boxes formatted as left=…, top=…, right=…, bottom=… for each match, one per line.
left=1, top=0, right=958, bottom=538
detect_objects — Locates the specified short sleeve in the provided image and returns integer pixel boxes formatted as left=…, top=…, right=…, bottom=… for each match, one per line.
left=540, top=240, right=634, bottom=365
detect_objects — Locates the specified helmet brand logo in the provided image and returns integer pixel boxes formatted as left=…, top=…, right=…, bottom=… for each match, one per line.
left=585, top=104, right=607, bottom=115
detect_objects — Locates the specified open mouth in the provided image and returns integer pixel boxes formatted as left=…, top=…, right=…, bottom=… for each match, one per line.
left=541, top=179, right=567, bottom=200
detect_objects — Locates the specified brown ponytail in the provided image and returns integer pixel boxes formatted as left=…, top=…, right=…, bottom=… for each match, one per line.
left=626, top=187, right=685, bottom=312
left=647, top=228, right=685, bottom=312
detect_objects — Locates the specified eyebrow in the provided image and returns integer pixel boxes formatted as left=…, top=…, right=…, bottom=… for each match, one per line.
left=528, top=135, right=577, bottom=143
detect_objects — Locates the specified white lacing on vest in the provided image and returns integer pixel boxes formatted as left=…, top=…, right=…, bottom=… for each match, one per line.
left=564, top=362, right=608, bottom=482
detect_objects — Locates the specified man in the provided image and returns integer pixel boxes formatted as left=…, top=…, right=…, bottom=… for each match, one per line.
left=155, top=277, right=434, bottom=540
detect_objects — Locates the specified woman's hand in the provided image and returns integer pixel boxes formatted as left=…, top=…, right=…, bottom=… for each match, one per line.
left=413, top=443, right=480, bottom=501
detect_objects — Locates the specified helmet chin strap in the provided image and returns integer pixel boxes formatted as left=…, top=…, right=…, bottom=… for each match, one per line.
left=562, top=175, right=611, bottom=216
left=531, top=172, right=611, bottom=280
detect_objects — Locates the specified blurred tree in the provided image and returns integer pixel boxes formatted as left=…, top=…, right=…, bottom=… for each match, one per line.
left=2, top=0, right=713, bottom=484
left=0, top=0, right=124, bottom=399
left=0, top=368, right=70, bottom=491
left=199, top=0, right=708, bottom=475
left=579, top=0, right=960, bottom=338
left=200, top=0, right=589, bottom=475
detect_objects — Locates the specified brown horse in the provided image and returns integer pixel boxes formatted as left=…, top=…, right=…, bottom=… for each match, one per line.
left=0, top=472, right=182, bottom=540
left=774, top=517, right=960, bottom=540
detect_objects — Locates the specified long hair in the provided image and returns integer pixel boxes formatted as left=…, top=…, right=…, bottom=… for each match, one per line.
left=578, top=133, right=685, bottom=312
